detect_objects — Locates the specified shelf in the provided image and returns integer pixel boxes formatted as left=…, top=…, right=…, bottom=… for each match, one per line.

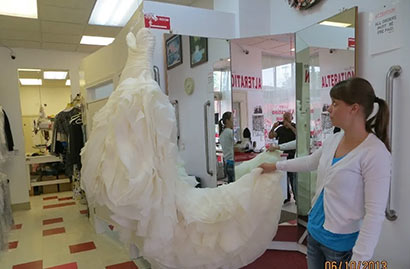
left=31, top=178, right=70, bottom=187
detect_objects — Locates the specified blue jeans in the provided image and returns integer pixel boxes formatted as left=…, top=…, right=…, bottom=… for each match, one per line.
left=307, top=234, right=352, bottom=269
left=225, top=160, right=235, bottom=183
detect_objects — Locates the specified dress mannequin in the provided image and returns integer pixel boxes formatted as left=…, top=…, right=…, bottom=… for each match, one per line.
left=81, top=28, right=284, bottom=269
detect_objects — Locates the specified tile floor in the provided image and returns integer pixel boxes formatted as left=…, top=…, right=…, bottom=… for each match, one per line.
left=1, top=191, right=304, bottom=269
left=0, top=191, right=149, bottom=269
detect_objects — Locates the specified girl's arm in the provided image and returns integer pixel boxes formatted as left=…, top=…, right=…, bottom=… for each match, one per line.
left=276, top=147, right=322, bottom=172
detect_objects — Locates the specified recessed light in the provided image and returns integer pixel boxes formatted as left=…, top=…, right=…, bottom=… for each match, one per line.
left=319, top=21, right=351, bottom=28
left=89, top=0, right=142, bottom=27
left=0, top=0, right=38, bottom=19
left=80, top=36, right=115, bottom=46
left=18, top=68, right=41, bottom=72
left=43, top=71, right=68, bottom=80
left=19, top=79, right=42, bottom=85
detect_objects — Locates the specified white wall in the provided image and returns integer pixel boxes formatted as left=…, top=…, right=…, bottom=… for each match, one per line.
left=19, top=86, right=71, bottom=116
left=167, top=36, right=230, bottom=187
left=0, top=47, right=87, bottom=206
left=230, top=42, right=265, bottom=148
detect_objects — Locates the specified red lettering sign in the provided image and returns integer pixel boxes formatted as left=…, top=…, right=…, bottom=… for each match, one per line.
left=321, top=70, right=355, bottom=88
left=231, top=74, right=262, bottom=90
left=144, top=14, right=171, bottom=30
left=348, top=37, right=355, bottom=48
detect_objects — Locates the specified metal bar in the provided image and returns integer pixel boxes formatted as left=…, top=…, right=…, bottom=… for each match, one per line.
left=171, top=100, right=180, bottom=142
left=204, top=100, right=213, bottom=176
left=153, top=66, right=160, bottom=86
left=385, top=65, right=401, bottom=221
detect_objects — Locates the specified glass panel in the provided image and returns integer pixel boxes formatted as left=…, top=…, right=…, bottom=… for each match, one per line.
left=165, top=34, right=231, bottom=188
left=295, top=7, right=357, bottom=215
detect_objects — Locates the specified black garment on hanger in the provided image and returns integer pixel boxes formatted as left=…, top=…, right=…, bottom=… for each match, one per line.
left=2, top=109, right=14, bottom=151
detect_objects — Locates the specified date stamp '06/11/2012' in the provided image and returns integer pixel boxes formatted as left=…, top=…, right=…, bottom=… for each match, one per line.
left=325, top=260, right=388, bottom=269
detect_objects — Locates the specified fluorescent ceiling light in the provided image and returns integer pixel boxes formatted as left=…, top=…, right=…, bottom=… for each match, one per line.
left=89, top=0, right=142, bottom=27
left=18, top=68, right=41, bottom=72
left=320, top=21, right=351, bottom=28
left=66, top=79, right=71, bottom=86
left=43, top=71, right=68, bottom=80
left=0, top=0, right=38, bottom=18
left=80, top=35, right=115, bottom=46
left=19, top=79, right=42, bottom=85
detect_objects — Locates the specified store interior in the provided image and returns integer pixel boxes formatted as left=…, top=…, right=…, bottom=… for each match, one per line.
left=0, top=0, right=409, bottom=268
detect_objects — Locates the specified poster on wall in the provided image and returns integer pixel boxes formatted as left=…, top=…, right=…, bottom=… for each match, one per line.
left=369, top=3, right=403, bottom=55
left=166, top=35, right=183, bottom=70
left=190, top=36, right=208, bottom=68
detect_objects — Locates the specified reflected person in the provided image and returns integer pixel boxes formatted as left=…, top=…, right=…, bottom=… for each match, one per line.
left=219, top=112, right=235, bottom=183
left=269, top=112, right=297, bottom=203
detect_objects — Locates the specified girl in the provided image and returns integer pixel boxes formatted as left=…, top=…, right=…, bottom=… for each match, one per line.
left=260, top=77, right=391, bottom=268
left=219, top=112, right=235, bottom=183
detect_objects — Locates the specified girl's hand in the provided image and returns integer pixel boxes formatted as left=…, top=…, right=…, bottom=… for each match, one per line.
left=259, top=163, right=277, bottom=173
left=267, top=145, right=280, bottom=152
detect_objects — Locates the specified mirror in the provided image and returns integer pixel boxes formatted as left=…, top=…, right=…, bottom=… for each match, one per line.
left=295, top=7, right=357, bottom=216
left=230, top=34, right=296, bottom=216
left=165, top=34, right=231, bottom=188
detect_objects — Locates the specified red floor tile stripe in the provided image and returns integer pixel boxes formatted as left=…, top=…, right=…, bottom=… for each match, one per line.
left=106, top=261, right=138, bottom=269
left=12, top=224, right=22, bottom=230
left=13, top=260, right=43, bottom=269
left=43, top=227, right=66, bottom=236
left=273, top=225, right=306, bottom=242
left=8, top=241, right=18, bottom=249
left=43, top=217, right=64, bottom=225
left=45, top=262, right=78, bottom=269
left=43, top=201, right=76, bottom=209
left=69, top=241, right=96, bottom=254
left=43, top=196, right=58, bottom=201
left=58, top=196, right=73, bottom=201
left=80, top=209, right=88, bottom=215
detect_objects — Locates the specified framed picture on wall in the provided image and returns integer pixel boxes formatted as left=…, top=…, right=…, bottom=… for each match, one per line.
left=166, top=35, right=183, bottom=70
left=189, top=36, right=208, bottom=68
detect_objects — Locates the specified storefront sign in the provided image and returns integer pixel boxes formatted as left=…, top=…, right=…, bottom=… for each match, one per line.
left=144, top=14, right=171, bottom=30
left=369, top=4, right=403, bottom=55
left=231, top=74, right=262, bottom=90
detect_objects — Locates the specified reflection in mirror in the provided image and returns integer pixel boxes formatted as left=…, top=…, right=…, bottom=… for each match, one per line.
left=165, top=34, right=231, bottom=188
left=295, top=7, right=357, bottom=216
left=230, top=34, right=296, bottom=212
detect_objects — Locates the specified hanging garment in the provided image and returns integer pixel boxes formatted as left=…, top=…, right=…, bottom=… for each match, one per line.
left=0, top=172, right=14, bottom=252
left=0, top=107, right=14, bottom=164
left=51, top=107, right=83, bottom=177
left=81, top=28, right=284, bottom=269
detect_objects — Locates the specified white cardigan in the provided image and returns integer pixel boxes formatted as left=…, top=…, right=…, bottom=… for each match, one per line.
left=276, top=132, right=391, bottom=262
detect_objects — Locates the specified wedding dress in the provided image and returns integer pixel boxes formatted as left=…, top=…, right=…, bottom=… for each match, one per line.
left=81, top=28, right=284, bottom=269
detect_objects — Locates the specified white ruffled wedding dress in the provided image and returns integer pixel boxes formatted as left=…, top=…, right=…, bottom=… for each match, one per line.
left=81, top=28, right=284, bottom=269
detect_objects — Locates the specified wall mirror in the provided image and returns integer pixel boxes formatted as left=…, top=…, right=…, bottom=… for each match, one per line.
left=165, top=34, right=231, bottom=188
left=295, top=7, right=357, bottom=216
left=230, top=34, right=296, bottom=216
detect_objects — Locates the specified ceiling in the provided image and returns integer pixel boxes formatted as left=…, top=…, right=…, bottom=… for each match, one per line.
left=232, top=34, right=295, bottom=58
left=0, top=0, right=198, bottom=54
left=18, top=69, right=71, bottom=88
